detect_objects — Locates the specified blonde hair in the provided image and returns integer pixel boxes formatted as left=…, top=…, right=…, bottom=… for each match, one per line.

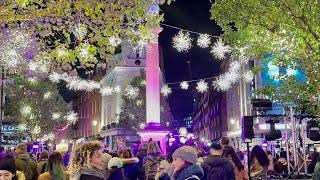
left=147, top=141, right=161, bottom=156
left=68, top=141, right=102, bottom=175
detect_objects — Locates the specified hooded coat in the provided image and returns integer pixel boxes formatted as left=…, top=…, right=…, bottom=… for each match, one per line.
left=174, top=164, right=203, bottom=180
left=15, top=153, right=38, bottom=180
left=201, top=155, right=235, bottom=180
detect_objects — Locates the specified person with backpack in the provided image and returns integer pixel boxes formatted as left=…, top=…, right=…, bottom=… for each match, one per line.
left=37, top=151, right=48, bottom=175
left=15, top=143, right=38, bottom=180
left=142, top=141, right=163, bottom=180
left=201, top=143, right=235, bottom=180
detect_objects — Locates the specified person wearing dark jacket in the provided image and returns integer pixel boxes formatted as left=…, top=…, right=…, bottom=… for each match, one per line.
left=15, top=143, right=38, bottom=180
left=171, top=146, right=204, bottom=180
left=69, top=141, right=106, bottom=180
left=107, top=157, right=124, bottom=180
left=201, top=143, right=235, bottom=180
left=121, top=148, right=139, bottom=180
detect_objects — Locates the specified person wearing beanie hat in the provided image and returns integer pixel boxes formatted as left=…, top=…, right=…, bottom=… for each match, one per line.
left=171, top=146, right=203, bottom=180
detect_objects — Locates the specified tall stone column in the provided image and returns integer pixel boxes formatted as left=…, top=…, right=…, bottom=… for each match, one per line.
left=138, top=27, right=169, bottom=154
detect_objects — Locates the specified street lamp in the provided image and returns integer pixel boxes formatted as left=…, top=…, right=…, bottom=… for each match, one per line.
left=92, top=120, right=97, bottom=135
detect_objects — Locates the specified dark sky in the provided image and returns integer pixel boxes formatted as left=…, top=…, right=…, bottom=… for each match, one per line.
left=160, top=0, right=222, bottom=119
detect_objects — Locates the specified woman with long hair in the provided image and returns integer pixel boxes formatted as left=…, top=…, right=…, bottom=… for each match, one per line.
left=38, top=151, right=68, bottom=180
left=68, top=141, right=105, bottom=180
left=249, top=145, right=269, bottom=178
left=223, top=146, right=249, bottom=180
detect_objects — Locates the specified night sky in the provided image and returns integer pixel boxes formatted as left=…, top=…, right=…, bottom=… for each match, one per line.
left=160, top=0, right=222, bottom=119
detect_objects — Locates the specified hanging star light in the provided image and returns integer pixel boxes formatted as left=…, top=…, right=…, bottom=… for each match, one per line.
left=180, top=81, right=189, bottom=90
left=214, top=76, right=232, bottom=91
left=197, top=34, right=211, bottom=48
left=32, top=125, right=41, bottom=135
left=196, top=80, right=208, bottom=93
left=172, top=30, right=193, bottom=52
left=125, top=86, right=140, bottom=99
left=210, top=39, right=232, bottom=59
left=109, top=36, right=122, bottom=47
left=161, top=85, right=172, bottom=97
left=100, top=86, right=113, bottom=96
left=243, top=70, right=254, bottom=82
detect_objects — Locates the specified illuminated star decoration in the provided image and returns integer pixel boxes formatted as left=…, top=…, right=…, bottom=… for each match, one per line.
left=213, top=61, right=241, bottom=91
left=180, top=81, right=189, bottom=90
left=21, top=105, right=32, bottom=115
left=161, top=85, right=172, bottom=97
left=32, top=125, right=41, bottom=135
left=172, top=30, right=193, bottom=52
left=125, top=86, right=140, bottom=99
left=197, top=34, right=211, bottom=48
left=196, top=80, right=208, bottom=93
left=109, top=36, right=122, bottom=47
left=113, top=86, right=121, bottom=93
left=100, top=86, right=113, bottom=96
left=52, top=113, right=61, bottom=120
left=210, top=39, right=232, bottom=60
left=243, top=70, right=254, bottom=82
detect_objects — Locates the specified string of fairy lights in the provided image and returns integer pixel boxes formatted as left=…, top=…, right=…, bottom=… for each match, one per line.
left=45, top=23, right=253, bottom=98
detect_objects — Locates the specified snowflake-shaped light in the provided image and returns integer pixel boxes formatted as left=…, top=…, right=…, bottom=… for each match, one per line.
left=65, top=111, right=78, bottom=124
left=52, top=113, right=61, bottom=120
left=197, top=34, right=211, bottom=48
left=109, top=36, right=122, bottom=47
left=214, top=77, right=232, bottom=91
left=229, top=61, right=241, bottom=72
left=180, top=81, right=189, bottom=90
left=73, top=24, right=87, bottom=40
left=172, top=30, right=193, bottom=52
left=125, top=86, right=140, bottom=99
left=225, top=71, right=239, bottom=84
left=210, top=39, right=232, bottom=59
left=161, top=85, right=172, bottom=97
left=113, top=86, right=121, bottom=93
left=21, top=105, right=32, bottom=115
left=243, top=70, right=254, bottom=82
left=196, top=80, right=208, bottom=93
left=100, top=86, right=113, bottom=96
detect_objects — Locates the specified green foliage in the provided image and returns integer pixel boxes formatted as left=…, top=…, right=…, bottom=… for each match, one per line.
left=211, top=0, right=320, bottom=115
left=5, top=75, right=70, bottom=139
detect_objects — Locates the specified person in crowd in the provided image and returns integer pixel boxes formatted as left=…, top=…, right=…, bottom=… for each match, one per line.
left=313, top=155, right=320, bottom=180
left=0, top=155, right=25, bottom=180
left=168, top=146, right=203, bottom=180
left=69, top=141, right=105, bottom=180
left=15, top=143, right=38, bottom=180
left=63, top=151, right=71, bottom=167
left=308, top=151, right=319, bottom=174
left=137, top=143, right=149, bottom=179
left=274, top=151, right=288, bottom=174
left=37, top=150, right=48, bottom=175
left=120, top=148, right=139, bottom=180
left=108, top=157, right=124, bottom=180
left=38, top=151, right=69, bottom=180
left=143, top=141, right=163, bottom=180
left=223, top=146, right=248, bottom=180
left=103, top=153, right=112, bottom=179
left=220, top=137, right=230, bottom=149
left=201, top=143, right=235, bottom=180
left=266, top=151, right=274, bottom=176
left=249, top=145, right=269, bottom=178
left=197, top=150, right=205, bottom=165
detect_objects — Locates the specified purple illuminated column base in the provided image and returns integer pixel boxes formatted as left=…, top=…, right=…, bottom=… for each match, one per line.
left=138, top=123, right=169, bottom=155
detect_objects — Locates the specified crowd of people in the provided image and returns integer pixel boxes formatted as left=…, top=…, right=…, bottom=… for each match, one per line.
left=0, top=137, right=319, bottom=180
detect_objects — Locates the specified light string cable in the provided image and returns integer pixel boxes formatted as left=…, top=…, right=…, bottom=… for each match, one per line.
left=160, top=23, right=221, bottom=38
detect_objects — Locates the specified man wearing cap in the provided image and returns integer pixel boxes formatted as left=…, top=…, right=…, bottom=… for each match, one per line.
left=201, top=143, right=235, bottom=180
